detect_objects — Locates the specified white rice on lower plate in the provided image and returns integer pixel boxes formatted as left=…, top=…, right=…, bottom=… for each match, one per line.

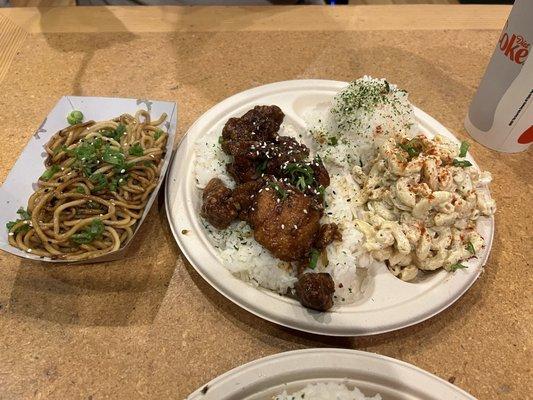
left=273, top=382, right=382, bottom=400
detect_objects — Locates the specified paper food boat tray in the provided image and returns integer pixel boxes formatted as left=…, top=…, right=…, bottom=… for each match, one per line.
left=0, top=96, right=177, bottom=263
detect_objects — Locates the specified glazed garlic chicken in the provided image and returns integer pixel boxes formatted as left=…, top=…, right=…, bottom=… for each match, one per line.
left=201, top=105, right=341, bottom=311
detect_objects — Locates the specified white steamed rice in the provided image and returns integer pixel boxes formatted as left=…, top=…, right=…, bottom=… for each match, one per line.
left=194, top=130, right=235, bottom=189
left=273, top=382, right=382, bottom=400
left=310, top=76, right=417, bottom=170
left=202, top=220, right=298, bottom=294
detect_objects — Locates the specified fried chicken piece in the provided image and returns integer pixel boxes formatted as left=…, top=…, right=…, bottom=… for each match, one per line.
left=315, top=223, right=342, bottom=250
left=310, top=159, right=330, bottom=188
left=221, top=105, right=284, bottom=155
left=264, top=137, right=310, bottom=177
left=200, top=178, right=238, bottom=229
left=226, top=136, right=310, bottom=184
left=249, top=182, right=322, bottom=261
left=295, top=272, right=335, bottom=311
left=231, top=179, right=265, bottom=221
left=226, top=155, right=259, bottom=183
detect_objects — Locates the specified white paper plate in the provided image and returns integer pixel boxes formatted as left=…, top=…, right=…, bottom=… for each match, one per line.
left=165, top=80, right=494, bottom=336
left=186, top=348, right=476, bottom=400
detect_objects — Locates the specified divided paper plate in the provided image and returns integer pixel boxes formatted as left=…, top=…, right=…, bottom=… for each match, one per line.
left=0, top=96, right=177, bottom=263
left=165, top=80, right=494, bottom=336
left=186, top=348, right=476, bottom=400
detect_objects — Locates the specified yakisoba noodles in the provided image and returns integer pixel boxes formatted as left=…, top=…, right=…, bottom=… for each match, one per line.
left=6, top=110, right=168, bottom=261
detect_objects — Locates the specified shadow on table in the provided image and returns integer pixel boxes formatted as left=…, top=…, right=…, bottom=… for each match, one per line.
left=167, top=20, right=486, bottom=133
left=7, top=193, right=180, bottom=327
left=36, top=6, right=136, bottom=96
left=169, top=7, right=317, bottom=110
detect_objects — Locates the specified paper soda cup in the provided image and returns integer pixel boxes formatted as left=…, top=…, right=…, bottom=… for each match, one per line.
left=465, top=0, right=532, bottom=153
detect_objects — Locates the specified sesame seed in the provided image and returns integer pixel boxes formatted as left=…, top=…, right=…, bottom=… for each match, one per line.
left=303, top=209, right=308, bottom=214
left=281, top=224, right=285, bottom=229
left=27, top=249, right=32, bottom=253
left=293, top=224, right=297, bottom=229
left=8, top=232, right=14, bottom=236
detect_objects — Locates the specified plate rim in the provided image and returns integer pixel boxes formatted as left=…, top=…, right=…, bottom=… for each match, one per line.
left=165, top=79, right=494, bottom=336
left=185, top=348, right=476, bottom=400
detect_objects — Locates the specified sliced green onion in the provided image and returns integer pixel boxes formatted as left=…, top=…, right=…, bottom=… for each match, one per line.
left=449, top=263, right=468, bottom=272
left=40, top=165, right=61, bottom=181
left=256, top=159, right=268, bottom=173
left=128, top=143, right=144, bottom=156
left=269, top=182, right=287, bottom=200
left=309, top=249, right=320, bottom=269
left=16, top=207, right=31, bottom=220
left=327, top=136, right=338, bottom=146
left=154, top=129, right=164, bottom=140
left=453, top=159, right=473, bottom=168
left=459, top=140, right=470, bottom=157
left=71, top=219, right=104, bottom=244
left=89, top=173, right=107, bottom=192
left=67, top=110, right=84, bottom=125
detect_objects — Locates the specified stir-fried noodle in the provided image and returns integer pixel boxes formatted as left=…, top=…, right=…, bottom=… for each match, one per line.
left=7, top=110, right=168, bottom=261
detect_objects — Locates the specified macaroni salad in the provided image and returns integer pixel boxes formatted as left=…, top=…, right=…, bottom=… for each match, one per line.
left=353, top=134, right=496, bottom=281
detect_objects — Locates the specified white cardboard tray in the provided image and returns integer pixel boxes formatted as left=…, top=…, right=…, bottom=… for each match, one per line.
left=0, top=96, right=177, bottom=263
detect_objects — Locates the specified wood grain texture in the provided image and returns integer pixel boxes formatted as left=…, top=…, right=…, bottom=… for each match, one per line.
left=0, top=5, right=530, bottom=400
left=0, top=14, right=28, bottom=86
left=0, top=5, right=510, bottom=33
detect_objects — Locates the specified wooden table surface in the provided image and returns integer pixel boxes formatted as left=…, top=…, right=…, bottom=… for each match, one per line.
left=0, top=5, right=531, bottom=400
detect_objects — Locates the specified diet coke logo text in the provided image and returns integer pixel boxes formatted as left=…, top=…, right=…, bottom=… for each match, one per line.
left=499, top=32, right=529, bottom=65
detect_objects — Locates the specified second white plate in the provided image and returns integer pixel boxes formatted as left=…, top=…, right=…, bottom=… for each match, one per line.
left=186, top=348, right=476, bottom=400
left=165, top=80, right=494, bottom=336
